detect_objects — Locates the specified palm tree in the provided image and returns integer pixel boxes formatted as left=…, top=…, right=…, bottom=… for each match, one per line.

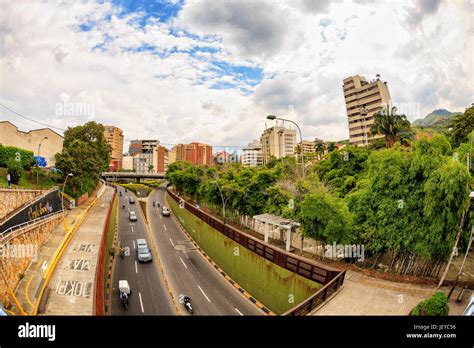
left=370, top=105, right=411, bottom=148
left=148, top=164, right=154, bottom=173
left=314, top=139, right=325, bottom=159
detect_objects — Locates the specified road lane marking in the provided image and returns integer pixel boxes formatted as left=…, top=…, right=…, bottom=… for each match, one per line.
left=179, top=257, right=188, bottom=270
left=235, top=308, right=243, bottom=316
left=139, top=292, right=145, bottom=313
left=135, top=260, right=138, bottom=274
left=131, top=225, right=134, bottom=233
left=198, top=285, right=211, bottom=303
left=133, top=240, right=136, bottom=249
left=163, top=224, right=167, bottom=231
left=169, top=238, right=175, bottom=247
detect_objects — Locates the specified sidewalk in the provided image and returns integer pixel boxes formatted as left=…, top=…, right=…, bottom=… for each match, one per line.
left=44, top=186, right=114, bottom=315
left=14, top=193, right=100, bottom=315
left=314, top=270, right=472, bottom=315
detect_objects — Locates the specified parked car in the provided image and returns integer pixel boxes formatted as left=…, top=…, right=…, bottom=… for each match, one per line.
left=162, top=206, right=170, bottom=217
left=129, top=196, right=135, bottom=204
left=136, top=238, right=152, bottom=262
left=129, top=211, right=137, bottom=221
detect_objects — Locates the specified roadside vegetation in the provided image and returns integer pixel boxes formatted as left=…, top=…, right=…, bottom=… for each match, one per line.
left=119, top=183, right=152, bottom=197
left=166, top=105, right=474, bottom=278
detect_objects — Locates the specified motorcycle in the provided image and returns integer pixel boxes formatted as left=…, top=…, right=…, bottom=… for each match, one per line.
left=153, top=201, right=156, bottom=207
left=122, top=203, right=125, bottom=209
left=120, top=247, right=125, bottom=259
left=119, top=191, right=122, bottom=196
left=119, top=291, right=129, bottom=310
left=179, top=294, right=193, bottom=314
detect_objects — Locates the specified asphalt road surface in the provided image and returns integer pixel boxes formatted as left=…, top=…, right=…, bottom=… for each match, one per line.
left=148, top=187, right=263, bottom=316
left=110, top=186, right=176, bottom=315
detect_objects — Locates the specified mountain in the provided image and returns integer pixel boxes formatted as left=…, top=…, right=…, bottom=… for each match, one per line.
left=412, top=109, right=462, bottom=131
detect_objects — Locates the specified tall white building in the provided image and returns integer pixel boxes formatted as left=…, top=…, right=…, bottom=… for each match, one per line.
left=241, top=139, right=263, bottom=167
left=260, top=125, right=297, bottom=165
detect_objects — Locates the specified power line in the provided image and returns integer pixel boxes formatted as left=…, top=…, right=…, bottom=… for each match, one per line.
left=0, top=103, right=66, bottom=132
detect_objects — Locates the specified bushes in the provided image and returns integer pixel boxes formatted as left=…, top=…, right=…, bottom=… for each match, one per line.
left=0, top=145, right=36, bottom=169
left=411, top=292, right=449, bottom=316
left=6, top=158, right=22, bottom=184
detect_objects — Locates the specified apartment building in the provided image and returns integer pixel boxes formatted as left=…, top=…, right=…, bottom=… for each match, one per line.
left=343, top=75, right=392, bottom=145
left=104, top=125, right=124, bottom=171
left=156, top=145, right=169, bottom=173
left=260, top=126, right=296, bottom=165
left=175, top=142, right=213, bottom=166
left=295, top=140, right=316, bottom=156
left=241, top=139, right=263, bottom=167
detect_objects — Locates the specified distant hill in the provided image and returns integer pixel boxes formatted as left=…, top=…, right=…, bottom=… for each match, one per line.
left=412, top=109, right=462, bottom=131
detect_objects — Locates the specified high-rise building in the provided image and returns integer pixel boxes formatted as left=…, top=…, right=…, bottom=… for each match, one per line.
left=241, top=140, right=263, bottom=167
left=128, top=139, right=159, bottom=155
left=295, top=140, right=316, bottom=156
left=175, top=142, right=213, bottom=166
left=133, top=152, right=154, bottom=173
left=168, top=146, right=176, bottom=164
left=260, top=125, right=296, bottom=165
left=343, top=75, right=392, bottom=146
left=104, top=126, right=124, bottom=171
left=156, top=145, right=169, bottom=173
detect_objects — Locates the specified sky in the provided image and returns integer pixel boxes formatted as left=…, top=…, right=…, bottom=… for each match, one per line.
left=0, top=0, right=472, bottom=152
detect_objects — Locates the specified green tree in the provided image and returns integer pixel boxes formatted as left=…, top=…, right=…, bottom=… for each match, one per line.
left=299, top=192, right=353, bottom=244
left=55, top=122, right=111, bottom=197
left=370, top=105, right=411, bottom=148
left=411, top=292, right=449, bottom=316
left=448, top=106, right=474, bottom=148
left=6, top=158, right=22, bottom=185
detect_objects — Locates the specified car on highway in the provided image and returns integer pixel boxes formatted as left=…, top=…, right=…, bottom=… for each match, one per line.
left=136, top=239, right=152, bottom=262
left=129, top=196, right=135, bottom=204
left=162, top=206, right=170, bottom=216
left=129, top=211, right=137, bottom=221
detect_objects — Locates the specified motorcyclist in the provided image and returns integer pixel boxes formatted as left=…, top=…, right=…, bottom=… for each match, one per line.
left=183, top=295, right=191, bottom=304
left=120, top=245, right=125, bottom=257
left=119, top=290, right=128, bottom=302
left=153, top=201, right=156, bottom=207
left=122, top=203, right=125, bottom=209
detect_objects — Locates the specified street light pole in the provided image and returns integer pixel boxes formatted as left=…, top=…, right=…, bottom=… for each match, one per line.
left=61, top=173, right=73, bottom=211
left=36, top=136, right=48, bottom=185
left=360, top=107, right=369, bottom=147
left=267, top=115, right=305, bottom=177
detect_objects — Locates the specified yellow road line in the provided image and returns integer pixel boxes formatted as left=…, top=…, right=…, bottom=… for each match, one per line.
left=24, top=274, right=35, bottom=311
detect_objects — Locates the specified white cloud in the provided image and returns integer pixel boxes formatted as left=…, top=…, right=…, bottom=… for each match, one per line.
left=0, top=0, right=472, bottom=152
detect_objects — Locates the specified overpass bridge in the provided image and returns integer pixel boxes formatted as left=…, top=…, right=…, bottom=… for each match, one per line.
left=101, top=172, right=165, bottom=182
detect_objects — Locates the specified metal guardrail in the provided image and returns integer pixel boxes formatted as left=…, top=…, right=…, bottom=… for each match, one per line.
left=166, top=188, right=346, bottom=316
left=0, top=210, right=64, bottom=242
left=1, top=187, right=59, bottom=223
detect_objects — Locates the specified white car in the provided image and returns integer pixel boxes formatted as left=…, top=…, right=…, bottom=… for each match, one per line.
left=129, top=211, right=137, bottom=221
left=162, top=206, right=170, bottom=216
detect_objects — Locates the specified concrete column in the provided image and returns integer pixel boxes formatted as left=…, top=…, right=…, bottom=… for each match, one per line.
left=264, top=221, right=269, bottom=243
left=286, top=228, right=291, bottom=252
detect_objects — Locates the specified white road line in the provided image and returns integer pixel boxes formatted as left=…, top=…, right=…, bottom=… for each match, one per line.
left=135, top=260, right=138, bottom=274
left=131, top=225, right=134, bottom=233
left=139, top=292, right=145, bottom=313
left=198, top=285, right=211, bottom=303
left=163, top=224, right=167, bottom=231
left=235, top=308, right=244, bottom=316
left=169, top=238, right=175, bottom=247
left=179, top=257, right=188, bottom=270
left=133, top=240, right=136, bottom=249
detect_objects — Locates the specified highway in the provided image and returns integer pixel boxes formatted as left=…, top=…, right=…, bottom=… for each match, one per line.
left=147, top=187, right=263, bottom=316
left=110, top=186, right=176, bottom=315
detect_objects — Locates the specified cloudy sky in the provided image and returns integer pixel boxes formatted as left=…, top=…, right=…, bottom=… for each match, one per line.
left=0, top=0, right=472, bottom=152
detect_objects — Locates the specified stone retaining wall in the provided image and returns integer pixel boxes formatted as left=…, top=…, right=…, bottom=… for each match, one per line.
left=0, top=189, right=45, bottom=220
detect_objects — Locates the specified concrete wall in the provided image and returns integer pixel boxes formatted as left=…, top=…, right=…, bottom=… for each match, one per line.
left=0, top=121, right=63, bottom=167
left=0, top=188, right=45, bottom=220
left=0, top=214, right=63, bottom=307
left=167, top=195, right=321, bottom=314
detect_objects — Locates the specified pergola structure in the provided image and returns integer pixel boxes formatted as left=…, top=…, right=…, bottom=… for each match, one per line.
left=252, top=213, right=300, bottom=252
